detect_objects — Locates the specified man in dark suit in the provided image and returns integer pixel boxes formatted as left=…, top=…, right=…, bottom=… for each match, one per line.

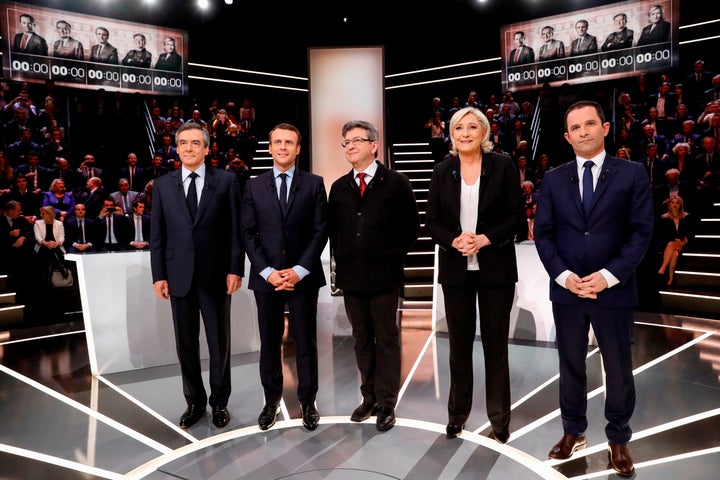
left=241, top=123, right=328, bottom=432
left=150, top=122, right=244, bottom=430
left=96, top=198, right=129, bottom=251
left=570, top=19, right=598, bottom=56
left=118, top=153, right=147, bottom=193
left=14, top=151, right=50, bottom=193
left=121, top=33, right=152, bottom=68
left=127, top=200, right=150, bottom=250
left=328, top=120, right=420, bottom=432
left=6, top=175, right=42, bottom=217
left=13, top=13, right=48, bottom=56
left=534, top=101, right=654, bottom=477
left=89, top=27, right=118, bottom=64
left=109, top=178, right=140, bottom=216
left=64, top=203, right=96, bottom=253
left=0, top=200, right=35, bottom=303
left=647, top=82, right=678, bottom=120
left=508, top=31, right=535, bottom=66
left=601, top=13, right=634, bottom=52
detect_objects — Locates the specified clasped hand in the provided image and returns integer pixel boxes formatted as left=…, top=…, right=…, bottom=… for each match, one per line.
left=270, top=268, right=299, bottom=291
left=565, top=271, right=608, bottom=299
left=452, top=231, right=489, bottom=256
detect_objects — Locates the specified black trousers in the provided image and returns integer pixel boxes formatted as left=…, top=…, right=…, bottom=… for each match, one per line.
left=170, top=284, right=232, bottom=408
left=442, top=272, right=514, bottom=434
left=343, top=287, right=401, bottom=409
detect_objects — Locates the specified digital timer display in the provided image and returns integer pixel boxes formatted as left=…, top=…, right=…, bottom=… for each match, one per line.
left=500, top=0, right=678, bottom=92
left=1, top=1, right=188, bottom=96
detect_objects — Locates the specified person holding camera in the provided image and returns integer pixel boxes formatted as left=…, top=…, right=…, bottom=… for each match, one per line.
left=97, top=198, right=128, bottom=251
left=77, top=154, right=103, bottom=181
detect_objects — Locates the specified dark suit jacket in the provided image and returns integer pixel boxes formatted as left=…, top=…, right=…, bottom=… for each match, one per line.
left=150, top=167, right=244, bottom=297
left=13, top=32, right=48, bottom=55
left=89, top=43, right=118, bottom=64
left=241, top=168, right=328, bottom=293
left=425, top=153, right=526, bottom=287
left=128, top=214, right=151, bottom=248
left=570, top=35, right=598, bottom=55
left=534, top=156, right=654, bottom=308
left=637, top=20, right=670, bottom=46
left=328, top=161, right=420, bottom=293
left=96, top=212, right=130, bottom=249
left=155, top=52, right=182, bottom=71
left=601, top=28, right=634, bottom=51
left=83, top=187, right=106, bottom=219
left=63, top=216, right=97, bottom=252
left=508, top=46, right=534, bottom=66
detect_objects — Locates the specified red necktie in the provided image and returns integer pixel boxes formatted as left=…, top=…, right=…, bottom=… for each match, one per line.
left=357, top=172, right=367, bottom=197
left=20, top=34, right=29, bottom=50
left=514, top=48, right=520, bottom=63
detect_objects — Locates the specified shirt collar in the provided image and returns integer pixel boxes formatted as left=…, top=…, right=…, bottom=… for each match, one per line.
left=182, top=163, right=206, bottom=181
left=576, top=151, right=606, bottom=170
left=354, top=160, right=378, bottom=179
left=273, top=165, right=296, bottom=179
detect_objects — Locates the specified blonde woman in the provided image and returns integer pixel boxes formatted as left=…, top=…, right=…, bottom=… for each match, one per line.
left=656, top=196, right=697, bottom=286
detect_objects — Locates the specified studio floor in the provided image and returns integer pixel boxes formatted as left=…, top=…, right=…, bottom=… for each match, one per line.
left=1, top=308, right=719, bottom=479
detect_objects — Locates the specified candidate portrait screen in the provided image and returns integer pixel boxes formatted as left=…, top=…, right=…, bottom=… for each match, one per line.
left=1, top=1, right=188, bottom=96
left=500, top=0, right=678, bottom=92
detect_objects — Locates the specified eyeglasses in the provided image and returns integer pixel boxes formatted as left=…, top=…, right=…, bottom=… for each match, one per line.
left=341, top=137, right=373, bottom=148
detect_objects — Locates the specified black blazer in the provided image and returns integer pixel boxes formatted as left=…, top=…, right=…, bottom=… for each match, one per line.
left=241, top=168, right=328, bottom=293
left=426, top=152, right=526, bottom=287
left=328, top=161, right=420, bottom=293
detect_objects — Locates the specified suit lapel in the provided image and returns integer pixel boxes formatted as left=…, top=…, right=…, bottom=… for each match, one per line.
left=262, top=171, right=285, bottom=218
left=285, top=170, right=302, bottom=216
left=169, top=170, right=194, bottom=224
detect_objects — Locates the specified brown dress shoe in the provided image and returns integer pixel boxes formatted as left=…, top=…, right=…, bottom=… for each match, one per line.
left=608, top=442, right=634, bottom=477
left=548, top=434, right=587, bottom=460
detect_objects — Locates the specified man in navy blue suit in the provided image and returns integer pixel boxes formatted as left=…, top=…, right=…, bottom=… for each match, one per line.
left=241, top=123, right=328, bottom=432
left=150, top=122, right=244, bottom=430
left=534, top=101, right=654, bottom=477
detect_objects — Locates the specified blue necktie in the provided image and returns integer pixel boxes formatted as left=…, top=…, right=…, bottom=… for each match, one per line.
left=582, top=160, right=594, bottom=215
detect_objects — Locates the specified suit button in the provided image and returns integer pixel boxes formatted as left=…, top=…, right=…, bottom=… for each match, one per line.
left=584, top=231, right=590, bottom=236
left=357, top=212, right=362, bottom=216
left=356, top=233, right=361, bottom=237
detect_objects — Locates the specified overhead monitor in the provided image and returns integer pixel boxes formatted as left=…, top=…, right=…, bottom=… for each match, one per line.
left=0, top=1, right=188, bottom=96
left=501, top=0, right=679, bottom=92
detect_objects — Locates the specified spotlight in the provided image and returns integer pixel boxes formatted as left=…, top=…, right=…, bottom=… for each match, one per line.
left=225, top=0, right=234, bottom=4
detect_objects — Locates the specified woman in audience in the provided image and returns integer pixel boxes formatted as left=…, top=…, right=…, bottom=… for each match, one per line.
left=42, top=178, right=75, bottom=221
left=33, top=205, right=67, bottom=285
left=139, top=179, right=153, bottom=213
left=656, top=196, right=697, bottom=286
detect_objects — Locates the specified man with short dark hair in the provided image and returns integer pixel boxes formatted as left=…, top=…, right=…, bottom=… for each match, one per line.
left=13, top=13, right=48, bottom=55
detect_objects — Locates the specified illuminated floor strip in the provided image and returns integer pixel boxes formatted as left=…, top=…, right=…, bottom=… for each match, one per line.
left=0, top=443, right=121, bottom=480
left=0, top=364, right=172, bottom=455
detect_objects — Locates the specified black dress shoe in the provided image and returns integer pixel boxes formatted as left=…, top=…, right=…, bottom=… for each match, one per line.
left=301, top=404, right=320, bottom=431
left=350, top=401, right=379, bottom=422
left=446, top=423, right=464, bottom=439
left=608, top=442, right=634, bottom=477
left=211, top=406, right=230, bottom=428
left=258, top=403, right=280, bottom=431
left=376, top=407, right=396, bottom=431
left=489, top=430, right=510, bottom=444
left=179, top=404, right=206, bottom=429
left=548, top=434, right=587, bottom=460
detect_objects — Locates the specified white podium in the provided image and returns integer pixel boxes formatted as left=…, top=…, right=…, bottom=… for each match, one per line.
left=67, top=251, right=261, bottom=375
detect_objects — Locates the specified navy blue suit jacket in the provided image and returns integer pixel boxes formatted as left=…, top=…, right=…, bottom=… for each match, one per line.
left=534, top=155, right=654, bottom=308
left=150, top=167, right=244, bottom=297
left=241, top=168, right=328, bottom=293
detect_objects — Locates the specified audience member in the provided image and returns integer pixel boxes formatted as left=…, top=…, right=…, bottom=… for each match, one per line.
left=97, top=198, right=127, bottom=251
left=81, top=176, right=105, bottom=219
left=656, top=196, right=697, bottom=286
left=6, top=174, right=41, bottom=216
left=127, top=200, right=150, bottom=250
left=33, top=205, right=67, bottom=286
left=109, top=178, right=140, bottom=216
left=64, top=203, right=96, bottom=253
left=0, top=200, right=35, bottom=302
left=42, top=178, right=75, bottom=221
